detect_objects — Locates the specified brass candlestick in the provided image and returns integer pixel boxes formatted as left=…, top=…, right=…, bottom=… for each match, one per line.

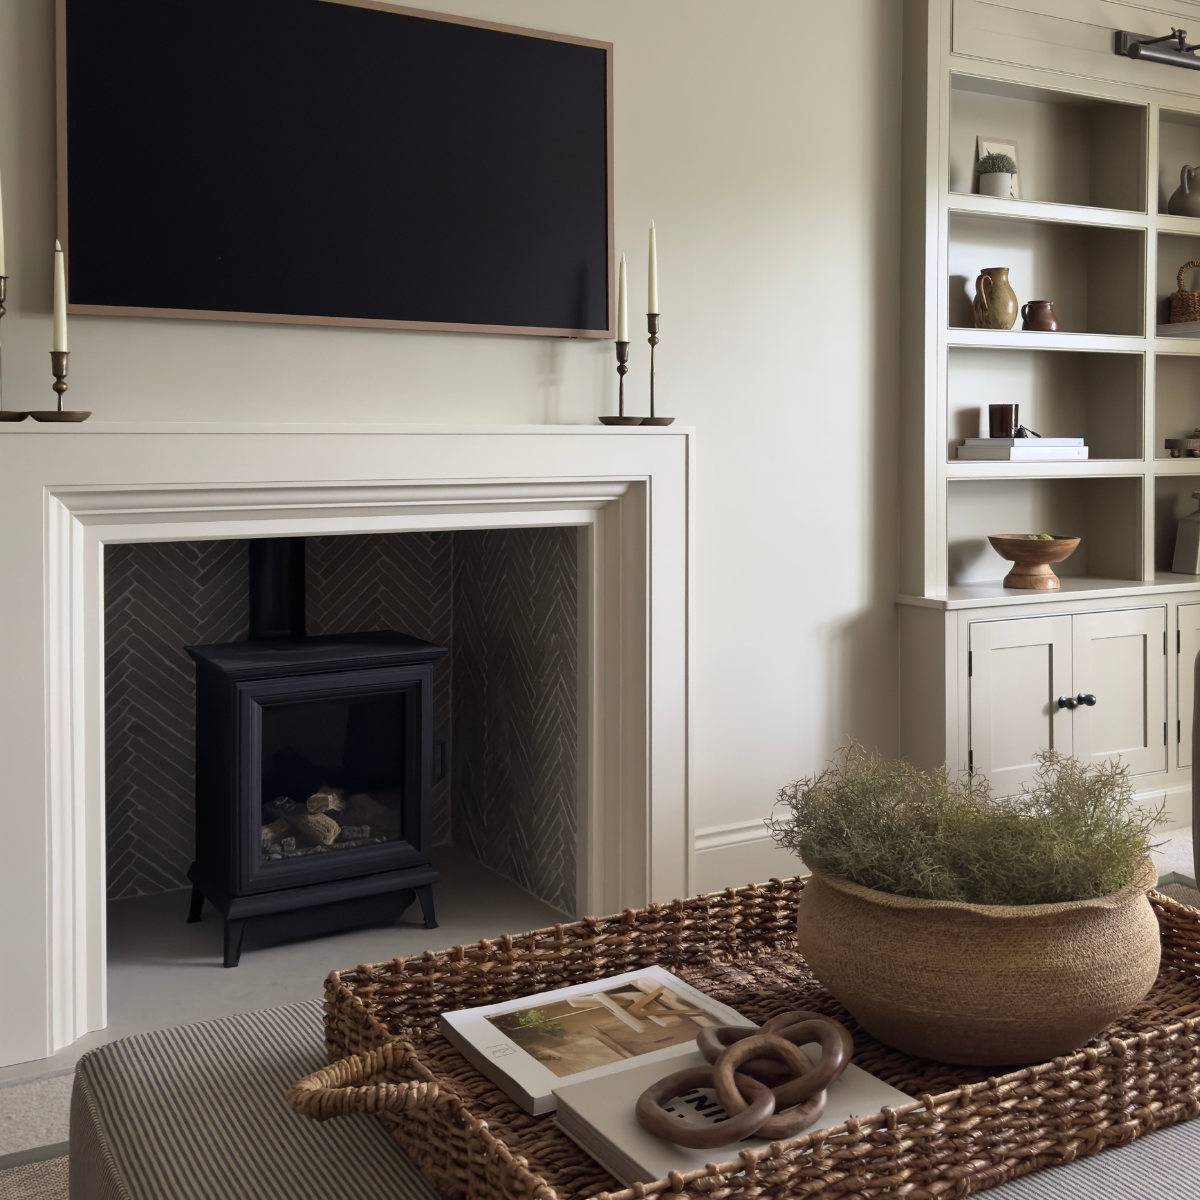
left=28, top=350, right=91, bottom=423
left=599, top=339, right=642, bottom=425
left=0, top=277, right=26, bottom=421
left=641, top=312, right=674, bottom=426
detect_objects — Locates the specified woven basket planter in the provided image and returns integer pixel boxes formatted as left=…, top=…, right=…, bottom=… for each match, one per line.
left=288, top=876, right=1200, bottom=1200
left=1171, top=259, right=1200, bottom=322
left=794, top=858, right=1161, bottom=1065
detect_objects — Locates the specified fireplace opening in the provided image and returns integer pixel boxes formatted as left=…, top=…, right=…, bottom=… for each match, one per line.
left=104, top=527, right=578, bottom=968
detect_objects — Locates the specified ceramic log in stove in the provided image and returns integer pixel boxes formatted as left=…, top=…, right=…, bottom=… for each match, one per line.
left=185, top=538, right=447, bottom=966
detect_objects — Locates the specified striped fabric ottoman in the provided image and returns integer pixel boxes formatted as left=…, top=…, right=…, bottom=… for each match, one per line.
left=69, top=1001, right=439, bottom=1200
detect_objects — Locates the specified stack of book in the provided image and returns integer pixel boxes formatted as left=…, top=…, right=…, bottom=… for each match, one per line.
left=439, top=965, right=912, bottom=1185
left=956, top=437, right=1086, bottom=461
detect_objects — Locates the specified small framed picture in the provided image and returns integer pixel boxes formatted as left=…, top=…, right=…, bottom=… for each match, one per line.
left=976, top=135, right=1021, bottom=199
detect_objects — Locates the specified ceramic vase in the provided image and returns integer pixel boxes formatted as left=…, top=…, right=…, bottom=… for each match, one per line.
left=1168, top=165, right=1200, bottom=218
left=795, top=858, right=1160, bottom=1065
left=973, top=267, right=1017, bottom=330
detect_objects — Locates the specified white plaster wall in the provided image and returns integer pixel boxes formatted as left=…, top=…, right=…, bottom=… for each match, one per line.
left=0, top=0, right=902, bottom=888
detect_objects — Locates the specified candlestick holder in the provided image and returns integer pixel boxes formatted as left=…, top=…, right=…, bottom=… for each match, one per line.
left=0, top=277, right=27, bottom=421
left=599, top=340, right=642, bottom=425
left=28, top=350, right=91, bottom=422
left=641, top=313, right=674, bottom=426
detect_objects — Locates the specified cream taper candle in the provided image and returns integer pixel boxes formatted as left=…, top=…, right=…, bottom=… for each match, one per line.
left=0, top=170, right=6, bottom=277
left=647, top=221, right=658, bottom=313
left=53, top=240, right=67, bottom=352
left=617, top=254, right=628, bottom=341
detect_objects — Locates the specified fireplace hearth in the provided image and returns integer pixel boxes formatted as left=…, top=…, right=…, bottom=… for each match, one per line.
left=185, top=538, right=447, bottom=966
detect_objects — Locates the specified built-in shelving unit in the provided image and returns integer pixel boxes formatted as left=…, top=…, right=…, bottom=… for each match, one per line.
left=899, top=0, right=1200, bottom=813
left=902, top=3, right=1200, bottom=599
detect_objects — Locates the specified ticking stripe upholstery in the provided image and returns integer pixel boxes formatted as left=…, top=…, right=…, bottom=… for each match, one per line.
left=69, top=1000, right=439, bottom=1200
left=988, top=1118, right=1200, bottom=1199
left=68, top=1000, right=1200, bottom=1199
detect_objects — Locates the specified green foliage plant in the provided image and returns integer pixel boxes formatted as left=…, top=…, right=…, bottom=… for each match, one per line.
left=766, top=744, right=1163, bottom=906
left=978, top=151, right=1017, bottom=175
left=490, top=1008, right=568, bottom=1048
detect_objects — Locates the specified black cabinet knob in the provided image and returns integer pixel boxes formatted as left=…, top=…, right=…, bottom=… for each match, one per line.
left=1057, top=695, right=1078, bottom=710
left=1077, top=693, right=1097, bottom=707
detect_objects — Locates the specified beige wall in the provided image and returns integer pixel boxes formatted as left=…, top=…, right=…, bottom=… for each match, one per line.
left=0, top=0, right=902, bottom=887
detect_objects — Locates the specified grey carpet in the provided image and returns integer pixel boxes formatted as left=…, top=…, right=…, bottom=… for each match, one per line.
left=0, top=1156, right=69, bottom=1199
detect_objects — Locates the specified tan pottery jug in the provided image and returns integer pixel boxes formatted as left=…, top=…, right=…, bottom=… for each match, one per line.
left=972, top=266, right=1017, bottom=330
left=795, top=857, right=1160, bottom=1065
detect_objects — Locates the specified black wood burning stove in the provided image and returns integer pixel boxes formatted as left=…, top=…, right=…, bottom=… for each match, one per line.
left=185, top=538, right=447, bottom=966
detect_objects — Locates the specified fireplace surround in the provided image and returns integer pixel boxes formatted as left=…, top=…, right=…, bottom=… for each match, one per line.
left=0, top=423, right=692, bottom=1067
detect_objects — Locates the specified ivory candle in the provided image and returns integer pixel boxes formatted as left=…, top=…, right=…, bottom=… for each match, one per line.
left=0, top=169, right=6, bottom=276
left=647, top=221, right=658, bottom=313
left=53, top=240, right=67, bottom=352
left=617, top=254, right=628, bottom=341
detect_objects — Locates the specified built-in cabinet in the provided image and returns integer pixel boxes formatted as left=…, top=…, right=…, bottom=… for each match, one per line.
left=969, top=606, right=1166, bottom=793
left=899, top=0, right=1200, bottom=823
left=900, top=588, right=1194, bottom=819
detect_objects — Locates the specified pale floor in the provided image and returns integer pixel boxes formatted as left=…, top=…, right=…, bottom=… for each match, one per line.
left=0, top=848, right=565, bottom=1153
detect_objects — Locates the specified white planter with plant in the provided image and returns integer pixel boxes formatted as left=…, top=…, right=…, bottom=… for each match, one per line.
left=770, top=746, right=1163, bottom=1065
left=977, top=151, right=1017, bottom=198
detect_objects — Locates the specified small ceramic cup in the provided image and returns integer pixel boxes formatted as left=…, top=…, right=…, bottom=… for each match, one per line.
left=1021, top=300, right=1059, bottom=332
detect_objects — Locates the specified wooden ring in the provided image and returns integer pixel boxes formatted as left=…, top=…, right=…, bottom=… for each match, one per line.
left=755, top=1017, right=852, bottom=1108
left=635, top=1066, right=775, bottom=1150
left=711, top=1034, right=813, bottom=1118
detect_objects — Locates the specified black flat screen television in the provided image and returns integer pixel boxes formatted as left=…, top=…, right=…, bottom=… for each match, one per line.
left=57, top=0, right=613, bottom=337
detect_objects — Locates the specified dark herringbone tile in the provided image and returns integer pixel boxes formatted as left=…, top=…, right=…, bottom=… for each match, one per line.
left=452, top=527, right=577, bottom=915
left=104, top=540, right=248, bottom=899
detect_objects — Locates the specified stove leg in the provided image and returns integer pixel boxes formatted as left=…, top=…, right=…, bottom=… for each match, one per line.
left=415, top=884, right=438, bottom=930
left=186, top=885, right=205, bottom=924
left=223, top=918, right=247, bottom=968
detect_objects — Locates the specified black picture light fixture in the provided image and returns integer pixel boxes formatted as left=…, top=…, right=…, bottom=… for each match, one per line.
left=1115, top=27, right=1200, bottom=70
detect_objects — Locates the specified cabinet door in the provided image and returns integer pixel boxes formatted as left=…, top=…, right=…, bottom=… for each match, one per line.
left=1178, top=604, right=1200, bottom=769
left=1072, top=609, right=1167, bottom=777
left=969, top=615, right=1073, bottom=795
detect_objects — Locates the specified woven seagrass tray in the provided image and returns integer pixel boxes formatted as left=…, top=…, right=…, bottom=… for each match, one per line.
left=288, top=877, right=1200, bottom=1200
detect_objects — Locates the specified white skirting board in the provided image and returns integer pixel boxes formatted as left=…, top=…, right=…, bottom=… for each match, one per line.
left=692, top=820, right=799, bottom=894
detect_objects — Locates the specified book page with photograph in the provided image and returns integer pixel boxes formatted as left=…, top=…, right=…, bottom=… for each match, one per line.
left=486, top=976, right=723, bottom=1078
left=439, top=966, right=753, bottom=1114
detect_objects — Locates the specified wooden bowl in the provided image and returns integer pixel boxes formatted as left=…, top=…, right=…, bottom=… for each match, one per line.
left=987, top=534, right=1080, bottom=590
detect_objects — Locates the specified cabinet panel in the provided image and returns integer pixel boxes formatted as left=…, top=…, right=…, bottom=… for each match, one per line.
left=1072, top=608, right=1166, bottom=776
left=969, top=615, right=1072, bottom=794
left=1179, top=604, right=1200, bottom=769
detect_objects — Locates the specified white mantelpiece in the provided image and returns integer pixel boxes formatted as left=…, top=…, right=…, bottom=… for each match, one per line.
left=0, top=422, right=692, bottom=1068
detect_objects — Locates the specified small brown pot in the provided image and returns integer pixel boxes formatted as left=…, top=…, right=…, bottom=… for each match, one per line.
left=794, top=859, right=1160, bottom=1065
left=1021, top=300, right=1059, bottom=331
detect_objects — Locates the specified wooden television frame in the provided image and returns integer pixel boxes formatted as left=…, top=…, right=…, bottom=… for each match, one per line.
left=54, top=0, right=615, bottom=339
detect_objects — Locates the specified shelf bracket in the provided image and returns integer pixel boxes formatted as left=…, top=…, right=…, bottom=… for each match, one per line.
left=1115, top=28, right=1200, bottom=70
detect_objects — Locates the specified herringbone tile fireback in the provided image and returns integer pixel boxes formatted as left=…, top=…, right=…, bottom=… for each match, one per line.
left=105, top=540, right=248, bottom=899
left=452, top=527, right=577, bottom=915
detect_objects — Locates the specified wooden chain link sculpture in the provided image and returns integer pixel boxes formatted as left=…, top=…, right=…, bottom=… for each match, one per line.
left=634, top=1010, right=853, bottom=1149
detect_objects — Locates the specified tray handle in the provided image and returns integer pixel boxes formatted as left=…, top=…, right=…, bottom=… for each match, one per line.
left=287, top=1041, right=439, bottom=1120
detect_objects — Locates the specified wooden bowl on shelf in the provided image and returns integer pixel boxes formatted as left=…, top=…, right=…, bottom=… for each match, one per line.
left=987, top=534, right=1080, bottom=590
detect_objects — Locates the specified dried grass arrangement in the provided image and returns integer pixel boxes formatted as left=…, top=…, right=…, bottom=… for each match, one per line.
left=767, top=745, right=1163, bottom=905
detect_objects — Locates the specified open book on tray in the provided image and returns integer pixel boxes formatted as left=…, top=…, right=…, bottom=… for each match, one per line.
left=438, top=966, right=750, bottom=1115
left=439, top=965, right=913, bottom=1186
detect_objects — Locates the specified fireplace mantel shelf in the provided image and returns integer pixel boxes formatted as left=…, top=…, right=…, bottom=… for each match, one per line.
left=0, top=421, right=691, bottom=437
